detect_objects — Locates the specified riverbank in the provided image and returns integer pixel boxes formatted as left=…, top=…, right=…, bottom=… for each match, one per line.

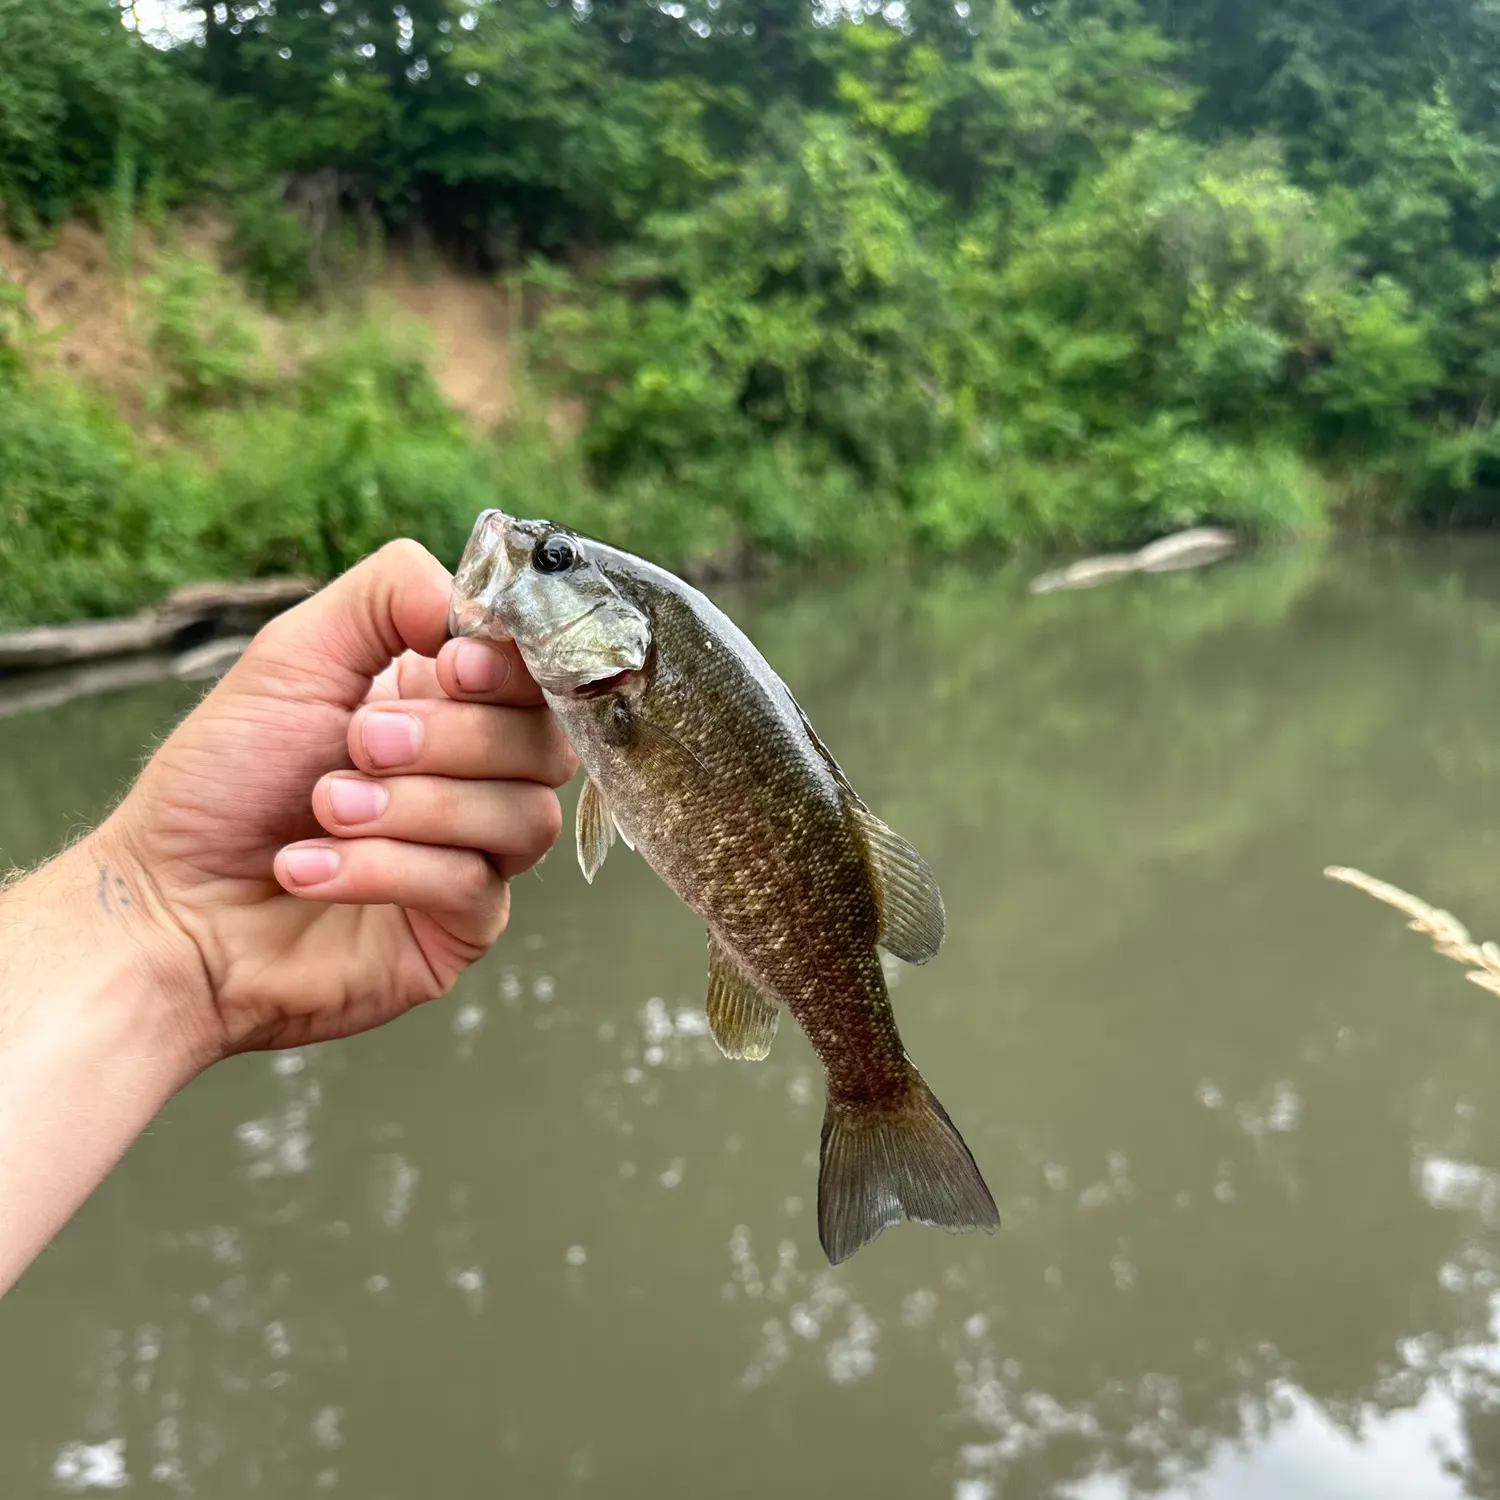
left=13, top=0, right=1500, bottom=632
left=0, top=213, right=1447, bottom=633
left=0, top=525, right=1247, bottom=722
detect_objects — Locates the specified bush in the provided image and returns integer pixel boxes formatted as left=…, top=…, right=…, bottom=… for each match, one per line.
left=230, top=191, right=316, bottom=311
left=913, top=425, right=1329, bottom=554
left=0, top=383, right=194, bottom=625
left=537, top=127, right=1429, bottom=557
left=0, top=317, right=551, bottom=626
left=144, top=254, right=267, bottom=410
left=0, top=0, right=164, bottom=236
left=0, top=274, right=27, bottom=385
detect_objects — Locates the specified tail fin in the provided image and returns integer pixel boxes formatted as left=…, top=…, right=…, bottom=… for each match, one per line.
left=817, top=1069, right=1000, bottom=1265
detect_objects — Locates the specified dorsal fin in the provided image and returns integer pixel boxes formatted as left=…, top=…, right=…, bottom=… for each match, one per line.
left=790, top=695, right=944, bottom=964
left=791, top=696, right=866, bottom=807
left=850, top=805, right=945, bottom=965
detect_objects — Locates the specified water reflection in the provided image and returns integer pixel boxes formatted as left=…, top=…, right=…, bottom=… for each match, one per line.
left=9, top=541, right=1500, bottom=1495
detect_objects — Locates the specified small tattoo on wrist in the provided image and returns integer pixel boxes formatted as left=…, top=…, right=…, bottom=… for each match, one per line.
left=97, top=864, right=132, bottom=915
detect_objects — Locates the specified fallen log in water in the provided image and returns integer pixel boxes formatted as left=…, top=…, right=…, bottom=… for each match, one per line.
left=0, top=636, right=255, bottom=721
left=0, top=614, right=176, bottom=671
left=0, top=578, right=313, bottom=673
left=1028, top=527, right=1239, bottom=595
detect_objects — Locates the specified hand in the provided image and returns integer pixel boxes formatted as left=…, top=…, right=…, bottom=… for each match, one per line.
left=93, top=539, right=577, bottom=1063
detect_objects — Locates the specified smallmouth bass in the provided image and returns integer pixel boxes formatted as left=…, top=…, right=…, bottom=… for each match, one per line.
left=449, top=510, right=999, bottom=1264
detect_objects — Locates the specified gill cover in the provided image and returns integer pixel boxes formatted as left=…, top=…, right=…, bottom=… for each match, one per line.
left=448, top=509, right=650, bottom=695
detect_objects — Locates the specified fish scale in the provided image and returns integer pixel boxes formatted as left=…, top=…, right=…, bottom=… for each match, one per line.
left=449, top=509, right=999, bottom=1264
left=572, top=592, right=900, bottom=1093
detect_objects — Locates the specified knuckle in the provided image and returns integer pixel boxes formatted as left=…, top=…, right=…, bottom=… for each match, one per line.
left=376, top=537, right=437, bottom=572
left=530, top=788, right=565, bottom=850
left=451, top=850, right=494, bottom=909
left=546, top=729, right=581, bottom=786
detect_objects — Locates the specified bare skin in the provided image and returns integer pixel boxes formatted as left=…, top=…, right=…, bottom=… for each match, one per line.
left=0, top=540, right=577, bottom=1297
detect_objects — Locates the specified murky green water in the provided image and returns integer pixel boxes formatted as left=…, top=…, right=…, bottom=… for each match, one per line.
left=9, top=540, right=1500, bottom=1497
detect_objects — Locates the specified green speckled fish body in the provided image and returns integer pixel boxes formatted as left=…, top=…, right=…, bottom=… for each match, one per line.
left=450, top=510, right=998, bottom=1263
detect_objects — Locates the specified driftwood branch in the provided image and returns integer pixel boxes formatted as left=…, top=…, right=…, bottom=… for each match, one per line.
left=0, top=578, right=313, bottom=672
left=0, top=637, right=256, bottom=721
left=1028, top=527, right=1239, bottom=596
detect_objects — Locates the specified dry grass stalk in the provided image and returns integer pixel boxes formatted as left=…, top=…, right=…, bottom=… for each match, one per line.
left=1324, top=865, right=1500, bottom=997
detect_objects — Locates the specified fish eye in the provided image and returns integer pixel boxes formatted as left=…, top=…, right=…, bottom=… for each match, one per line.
left=532, top=534, right=577, bottom=574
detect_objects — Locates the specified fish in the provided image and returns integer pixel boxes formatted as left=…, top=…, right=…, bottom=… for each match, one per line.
left=449, top=510, right=999, bottom=1264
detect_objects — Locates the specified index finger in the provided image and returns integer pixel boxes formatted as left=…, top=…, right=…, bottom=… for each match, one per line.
left=435, top=636, right=545, bottom=707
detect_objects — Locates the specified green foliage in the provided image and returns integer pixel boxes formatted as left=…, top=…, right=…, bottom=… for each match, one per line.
left=0, top=381, right=183, bottom=624
left=0, top=273, right=27, bottom=386
left=538, top=124, right=1415, bottom=550
left=0, top=318, right=552, bottom=627
left=229, top=191, right=316, bottom=310
left=13, top=0, right=1500, bottom=627
left=0, top=0, right=186, bottom=237
left=832, top=0, right=1190, bottom=210
left=540, top=108, right=949, bottom=482
left=187, top=321, right=495, bottom=577
left=975, top=135, right=1439, bottom=441
left=913, top=427, right=1329, bottom=553
left=104, top=138, right=136, bottom=275
left=143, top=255, right=266, bottom=409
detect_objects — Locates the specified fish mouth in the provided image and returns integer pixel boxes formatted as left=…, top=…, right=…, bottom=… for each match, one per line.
left=572, top=667, right=635, bottom=699
left=448, top=591, right=509, bottom=642
left=448, top=509, right=517, bottom=641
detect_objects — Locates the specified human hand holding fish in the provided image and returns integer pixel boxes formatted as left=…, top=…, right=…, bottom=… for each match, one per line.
left=0, top=539, right=574, bottom=1294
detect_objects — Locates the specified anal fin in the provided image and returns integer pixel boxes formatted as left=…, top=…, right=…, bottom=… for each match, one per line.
left=705, top=933, right=779, bottom=1061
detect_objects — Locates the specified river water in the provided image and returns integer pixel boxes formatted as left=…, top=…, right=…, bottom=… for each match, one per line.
left=6, top=539, right=1500, bottom=1498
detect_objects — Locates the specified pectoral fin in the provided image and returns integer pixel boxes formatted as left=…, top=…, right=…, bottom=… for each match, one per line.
left=575, top=776, right=617, bottom=883
left=851, top=805, right=945, bottom=965
left=705, top=933, right=779, bottom=1061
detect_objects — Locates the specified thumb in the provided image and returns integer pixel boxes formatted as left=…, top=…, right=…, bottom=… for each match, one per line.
left=237, top=540, right=453, bottom=709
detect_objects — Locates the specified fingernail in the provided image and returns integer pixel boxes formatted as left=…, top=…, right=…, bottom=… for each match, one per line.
left=327, top=777, right=389, bottom=824
left=454, top=639, right=507, bottom=695
left=363, top=709, right=422, bottom=767
left=281, top=846, right=340, bottom=886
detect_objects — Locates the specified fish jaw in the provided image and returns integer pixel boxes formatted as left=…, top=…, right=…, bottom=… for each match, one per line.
left=448, top=508, right=518, bottom=643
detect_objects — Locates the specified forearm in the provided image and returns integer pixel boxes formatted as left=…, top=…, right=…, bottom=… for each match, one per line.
left=0, top=828, right=210, bottom=1297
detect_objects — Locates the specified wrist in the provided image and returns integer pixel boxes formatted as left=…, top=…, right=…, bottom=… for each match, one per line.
left=0, top=828, right=217, bottom=1294
left=1, top=825, right=220, bottom=1085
